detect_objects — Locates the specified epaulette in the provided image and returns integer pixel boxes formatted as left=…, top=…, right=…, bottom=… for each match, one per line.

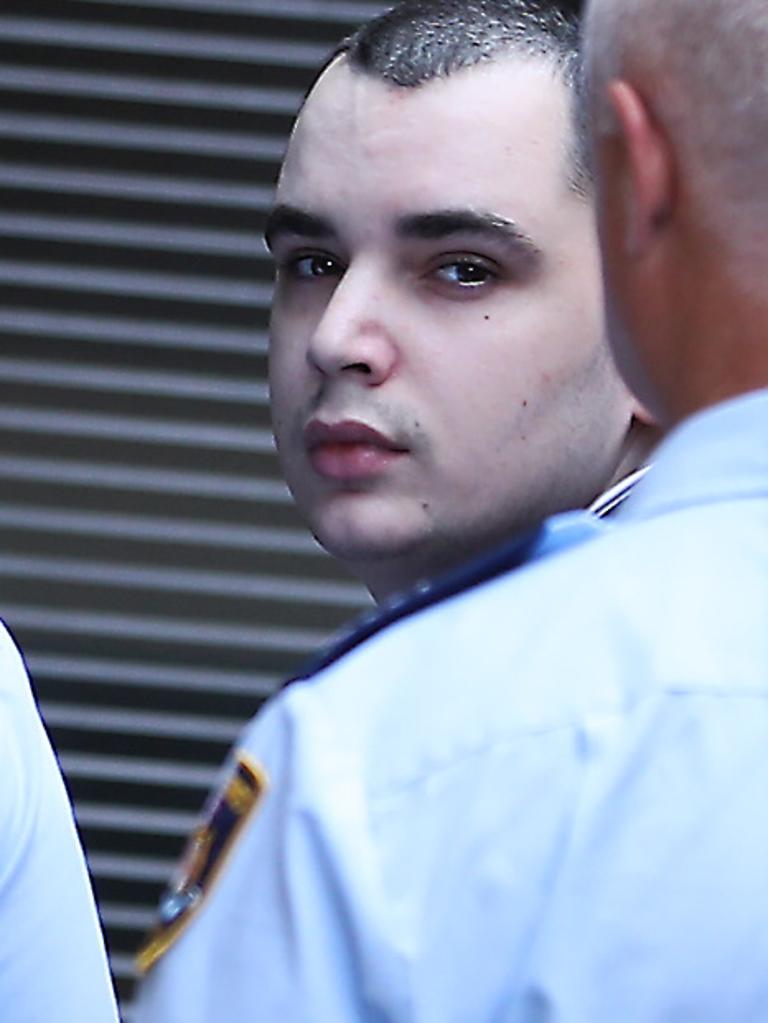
left=284, top=524, right=545, bottom=688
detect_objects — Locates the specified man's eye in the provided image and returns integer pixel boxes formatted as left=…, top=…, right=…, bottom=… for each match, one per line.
left=289, top=254, right=343, bottom=279
left=433, top=259, right=495, bottom=287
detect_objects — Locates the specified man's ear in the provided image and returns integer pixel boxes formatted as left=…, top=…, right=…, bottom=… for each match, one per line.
left=606, top=79, right=675, bottom=257
left=630, top=398, right=657, bottom=427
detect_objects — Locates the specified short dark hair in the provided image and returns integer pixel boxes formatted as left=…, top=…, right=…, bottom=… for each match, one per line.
left=328, top=0, right=589, bottom=196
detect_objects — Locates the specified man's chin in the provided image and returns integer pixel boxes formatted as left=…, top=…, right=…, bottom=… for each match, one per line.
left=305, top=496, right=430, bottom=564
left=315, top=528, right=425, bottom=567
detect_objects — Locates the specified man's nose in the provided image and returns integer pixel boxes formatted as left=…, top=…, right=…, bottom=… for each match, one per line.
left=307, top=265, right=398, bottom=386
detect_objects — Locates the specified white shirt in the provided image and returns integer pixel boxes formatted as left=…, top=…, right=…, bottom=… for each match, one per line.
left=0, top=625, right=118, bottom=1022
left=136, top=388, right=768, bottom=1022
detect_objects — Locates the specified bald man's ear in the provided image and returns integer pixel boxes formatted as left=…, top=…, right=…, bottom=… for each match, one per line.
left=606, top=80, right=674, bottom=257
left=631, top=398, right=656, bottom=427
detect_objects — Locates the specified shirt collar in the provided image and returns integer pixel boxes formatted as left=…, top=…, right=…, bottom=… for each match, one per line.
left=617, top=387, right=768, bottom=522
left=589, top=465, right=653, bottom=519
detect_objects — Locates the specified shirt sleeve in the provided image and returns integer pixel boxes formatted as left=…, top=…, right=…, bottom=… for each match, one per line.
left=134, top=674, right=593, bottom=1023
left=0, top=626, right=119, bottom=1023
left=134, top=684, right=401, bottom=1022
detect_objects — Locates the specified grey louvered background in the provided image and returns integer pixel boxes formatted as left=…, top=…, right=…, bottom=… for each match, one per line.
left=0, top=0, right=387, bottom=1013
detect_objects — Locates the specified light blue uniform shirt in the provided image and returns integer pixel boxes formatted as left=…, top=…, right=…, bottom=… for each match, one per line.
left=136, top=389, right=768, bottom=1022
left=0, top=625, right=119, bottom=1023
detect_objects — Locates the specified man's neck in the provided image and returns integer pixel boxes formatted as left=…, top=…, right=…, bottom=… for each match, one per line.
left=606, top=417, right=660, bottom=492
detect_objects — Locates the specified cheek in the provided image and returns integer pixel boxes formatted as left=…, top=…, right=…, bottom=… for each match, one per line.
left=269, top=398, right=306, bottom=492
left=522, top=295, right=607, bottom=398
left=436, top=357, right=531, bottom=461
left=267, top=346, right=302, bottom=454
left=417, top=321, right=532, bottom=438
left=478, top=324, right=608, bottom=448
left=268, top=307, right=310, bottom=394
left=472, top=317, right=560, bottom=409
left=269, top=281, right=323, bottom=360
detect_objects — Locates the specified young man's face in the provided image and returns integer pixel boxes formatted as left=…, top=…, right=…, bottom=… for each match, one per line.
left=267, top=57, right=636, bottom=599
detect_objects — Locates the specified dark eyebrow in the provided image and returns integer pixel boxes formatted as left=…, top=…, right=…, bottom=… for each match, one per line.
left=396, top=209, right=543, bottom=268
left=263, top=203, right=336, bottom=252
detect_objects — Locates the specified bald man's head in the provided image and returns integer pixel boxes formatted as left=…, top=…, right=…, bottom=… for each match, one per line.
left=584, top=0, right=768, bottom=422
left=587, top=0, right=768, bottom=277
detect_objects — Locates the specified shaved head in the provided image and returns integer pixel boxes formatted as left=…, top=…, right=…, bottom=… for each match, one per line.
left=586, top=0, right=768, bottom=277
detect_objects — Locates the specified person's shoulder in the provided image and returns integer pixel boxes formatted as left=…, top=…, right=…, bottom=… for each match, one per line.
left=291, top=497, right=759, bottom=698
left=239, top=522, right=622, bottom=794
left=0, top=620, right=39, bottom=757
left=286, top=511, right=611, bottom=691
left=0, top=620, right=50, bottom=754
left=0, top=619, right=28, bottom=683
left=0, top=620, right=80, bottom=843
left=511, top=496, right=768, bottom=702
left=245, top=495, right=766, bottom=805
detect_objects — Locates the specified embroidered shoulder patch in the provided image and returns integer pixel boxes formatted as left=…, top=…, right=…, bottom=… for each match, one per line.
left=136, top=751, right=268, bottom=975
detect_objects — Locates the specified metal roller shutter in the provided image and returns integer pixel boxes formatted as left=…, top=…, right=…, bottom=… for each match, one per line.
left=0, top=0, right=386, bottom=1012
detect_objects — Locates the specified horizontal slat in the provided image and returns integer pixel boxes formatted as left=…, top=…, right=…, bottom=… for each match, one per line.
left=0, top=357, right=267, bottom=402
left=0, top=163, right=273, bottom=208
left=0, top=112, right=286, bottom=160
left=0, top=261, right=272, bottom=306
left=27, top=653, right=279, bottom=697
left=0, top=455, right=291, bottom=501
left=8, top=604, right=329, bottom=652
left=89, top=851, right=175, bottom=883
left=0, top=16, right=328, bottom=66
left=0, top=66, right=301, bottom=113
left=0, top=553, right=366, bottom=607
left=101, top=903, right=155, bottom=931
left=0, top=309, right=269, bottom=354
left=0, top=213, right=269, bottom=258
left=77, top=802, right=199, bottom=835
left=0, top=505, right=318, bottom=555
left=44, top=702, right=243, bottom=739
left=76, top=0, right=385, bottom=19
left=0, top=408, right=275, bottom=452
left=61, top=752, right=220, bottom=788
left=110, top=954, right=139, bottom=983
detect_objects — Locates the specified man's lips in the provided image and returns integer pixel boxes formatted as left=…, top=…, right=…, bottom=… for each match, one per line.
left=303, top=419, right=408, bottom=481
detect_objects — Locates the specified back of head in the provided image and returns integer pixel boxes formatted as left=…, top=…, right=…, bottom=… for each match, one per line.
left=333, top=0, right=591, bottom=195
left=587, top=0, right=768, bottom=273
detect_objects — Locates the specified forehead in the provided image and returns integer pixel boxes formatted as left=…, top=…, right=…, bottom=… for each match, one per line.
left=276, top=57, right=576, bottom=231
